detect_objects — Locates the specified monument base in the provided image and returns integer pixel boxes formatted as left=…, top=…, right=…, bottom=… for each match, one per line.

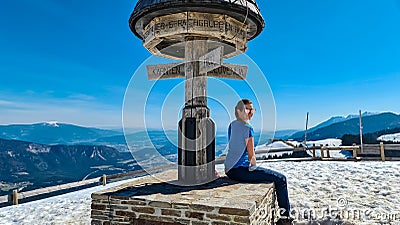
left=91, top=170, right=278, bottom=225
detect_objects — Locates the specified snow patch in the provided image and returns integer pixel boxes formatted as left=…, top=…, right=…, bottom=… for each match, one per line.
left=26, top=144, right=51, bottom=154
left=255, top=141, right=294, bottom=159
left=306, top=138, right=342, bottom=147
left=255, top=138, right=342, bottom=152
left=90, top=147, right=106, bottom=161
left=255, top=141, right=294, bottom=152
left=44, top=121, right=59, bottom=127
left=377, top=133, right=400, bottom=143
left=255, top=138, right=346, bottom=158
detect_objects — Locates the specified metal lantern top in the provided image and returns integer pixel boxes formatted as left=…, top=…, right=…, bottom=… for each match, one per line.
left=129, top=0, right=265, bottom=59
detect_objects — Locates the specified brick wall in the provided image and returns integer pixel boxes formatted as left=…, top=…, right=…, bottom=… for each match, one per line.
left=91, top=188, right=276, bottom=225
left=91, top=172, right=277, bottom=225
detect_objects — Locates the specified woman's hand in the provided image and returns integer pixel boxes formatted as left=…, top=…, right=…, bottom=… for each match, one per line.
left=249, top=154, right=257, bottom=171
left=250, top=154, right=257, bottom=166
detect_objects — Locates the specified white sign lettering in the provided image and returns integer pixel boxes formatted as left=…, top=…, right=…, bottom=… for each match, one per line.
left=207, top=63, right=248, bottom=80
left=146, top=63, right=185, bottom=80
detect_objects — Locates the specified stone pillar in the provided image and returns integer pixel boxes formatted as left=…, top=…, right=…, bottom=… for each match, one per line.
left=178, top=38, right=216, bottom=185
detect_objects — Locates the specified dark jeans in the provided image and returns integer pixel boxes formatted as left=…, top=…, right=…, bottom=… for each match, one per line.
left=226, top=166, right=290, bottom=217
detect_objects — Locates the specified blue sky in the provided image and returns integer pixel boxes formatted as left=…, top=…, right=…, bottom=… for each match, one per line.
left=1, top=0, right=400, bottom=131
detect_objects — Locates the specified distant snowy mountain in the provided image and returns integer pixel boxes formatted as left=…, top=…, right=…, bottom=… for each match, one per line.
left=290, top=112, right=379, bottom=140
left=94, top=130, right=229, bottom=156
left=0, top=122, right=122, bottom=145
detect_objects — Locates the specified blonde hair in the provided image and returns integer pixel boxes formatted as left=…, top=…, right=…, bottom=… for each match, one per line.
left=235, top=99, right=252, bottom=119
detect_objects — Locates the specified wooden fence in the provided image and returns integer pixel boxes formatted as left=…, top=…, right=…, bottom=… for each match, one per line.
left=0, top=177, right=101, bottom=206
left=255, top=142, right=400, bottom=161
left=308, top=144, right=360, bottom=159
left=0, top=164, right=174, bottom=207
left=254, top=144, right=360, bottom=160
left=358, top=143, right=400, bottom=161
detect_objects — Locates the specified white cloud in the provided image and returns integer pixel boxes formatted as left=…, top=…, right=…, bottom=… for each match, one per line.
left=67, top=94, right=96, bottom=101
left=0, top=100, right=15, bottom=106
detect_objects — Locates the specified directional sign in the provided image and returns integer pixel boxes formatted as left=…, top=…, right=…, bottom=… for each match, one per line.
left=147, top=62, right=247, bottom=80
left=199, top=46, right=223, bottom=74
left=146, top=63, right=185, bottom=80
left=207, top=63, right=248, bottom=80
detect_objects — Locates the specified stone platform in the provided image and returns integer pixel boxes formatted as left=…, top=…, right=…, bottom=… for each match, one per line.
left=91, top=170, right=277, bottom=225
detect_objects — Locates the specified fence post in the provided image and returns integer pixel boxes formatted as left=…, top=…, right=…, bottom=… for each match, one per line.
left=352, top=143, right=358, bottom=159
left=380, top=142, right=386, bottom=162
left=12, top=190, right=18, bottom=205
left=102, top=174, right=107, bottom=186
left=312, top=144, right=316, bottom=159
left=326, top=144, right=331, bottom=158
left=320, top=144, right=324, bottom=159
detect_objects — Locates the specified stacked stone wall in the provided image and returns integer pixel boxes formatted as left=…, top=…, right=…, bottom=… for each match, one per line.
left=91, top=181, right=277, bottom=225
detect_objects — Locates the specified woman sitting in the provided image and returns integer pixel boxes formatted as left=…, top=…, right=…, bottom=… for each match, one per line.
left=224, top=99, right=293, bottom=225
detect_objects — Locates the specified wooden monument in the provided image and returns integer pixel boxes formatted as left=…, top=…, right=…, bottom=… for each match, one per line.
left=129, top=0, right=264, bottom=185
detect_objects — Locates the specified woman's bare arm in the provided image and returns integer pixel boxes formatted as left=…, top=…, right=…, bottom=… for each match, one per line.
left=246, top=136, right=256, bottom=166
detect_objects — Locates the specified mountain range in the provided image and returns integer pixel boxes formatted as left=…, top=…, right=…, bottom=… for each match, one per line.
left=0, top=122, right=121, bottom=145
left=0, top=138, right=136, bottom=196
left=289, top=112, right=400, bottom=141
left=1, top=112, right=400, bottom=196
left=305, top=112, right=374, bottom=133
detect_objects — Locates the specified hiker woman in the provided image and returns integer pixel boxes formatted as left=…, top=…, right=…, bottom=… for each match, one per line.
left=224, top=99, right=293, bottom=225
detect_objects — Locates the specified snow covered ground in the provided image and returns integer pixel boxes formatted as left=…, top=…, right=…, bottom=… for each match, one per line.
left=0, top=178, right=141, bottom=225
left=259, top=161, right=400, bottom=225
left=0, top=161, right=399, bottom=225
left=378, top=133, right=400, bottom=143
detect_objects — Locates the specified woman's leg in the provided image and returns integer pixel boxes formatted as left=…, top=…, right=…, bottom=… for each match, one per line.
left=226, top=167, right=290, bottom=217
left=253, top=167, right=290, bottom=217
